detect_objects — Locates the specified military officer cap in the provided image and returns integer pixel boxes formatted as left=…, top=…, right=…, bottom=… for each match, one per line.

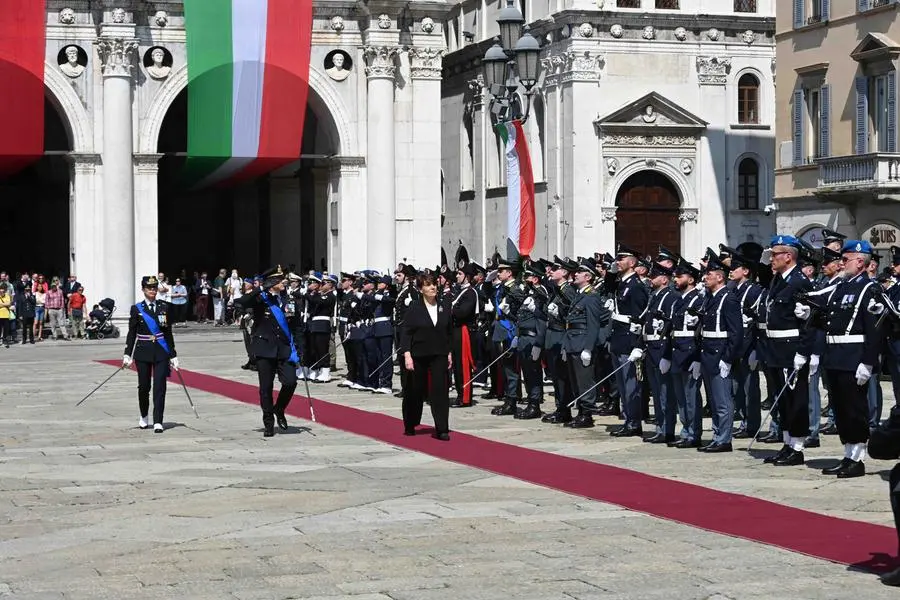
left=575, top=256, right=597, bottom=275
left=377, top=275, right=391, bottom=285
left=323, top=273, right=338, bottom=285
left=730, top=252, right=758, bottom=274
left=636, top=258, right=652, bottom=272
left=615, top=244, right=642, bottom=260
left=401, top=264, right=417, bottom=277
left=141, top=275, right=159, bottom=289
left=261, top=265, right=285, bottom=289
left=470, top=262, right=486, bottom=276
left=892, top=246, right=900, bottom=265
left=673, top=259, right=701, bottom=280
left=657, top=246, right=681, bottom=265
left=495, top=257, right=518, bottom=271
left=308, top=271, right=323, bottom=283
left=769, top=234, right=803, bottom=249
left=552, top=256, right=578, bottom=272
left=523, top=262, right=543, bottom=278
left=457, top=262, right=478, bottom=278
left=340, top=271, right=357, bottom=281
left=648, top=262, right=673, bottom=278
left=822, top=228, right=847, bottom=245
left=705, top=254, right=731, bottom=274
left=821, top=247, right=842, bottom=265
left=535, top=258, right=552, bottom=272
left=286, top=272, right=302, bottom=283
left=842, top=239, right=874, bottom=255
left=718, top=244, right=740, bottom=259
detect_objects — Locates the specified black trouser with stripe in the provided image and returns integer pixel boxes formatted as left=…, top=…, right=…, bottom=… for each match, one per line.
left=826, top=369, right=870, bottom=444
left=256, top=357, right=297, bottom=429
left=136, top=359, right=168, bottom=425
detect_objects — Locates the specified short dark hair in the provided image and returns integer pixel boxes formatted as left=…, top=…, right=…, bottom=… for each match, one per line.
left=416, top=273, right=437, bottom=289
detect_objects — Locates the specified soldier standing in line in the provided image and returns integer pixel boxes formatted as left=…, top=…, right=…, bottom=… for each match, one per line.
left=513, top=262, right=549, bottom=420
left=727, top=251, right=764, bottom=440
left=123, top=275, right=178, bottom=433
left=667, top=260, right=704, bottom=448
left=336, top=273, right=358, bottom=388
left=638, top=262, right=678, bottom=444
left=542, top=257, right=579, bottom=424
left=365, top=275, right=396, bottom=394
left=449, top=263, right=479, bottom=408
left=234, top=266, right=298, bottom=437
left=489, top=258, right=525, bottom=416
left=393, top=264, right=418, bottom=398
left=306, top=273, right=337, bottom=383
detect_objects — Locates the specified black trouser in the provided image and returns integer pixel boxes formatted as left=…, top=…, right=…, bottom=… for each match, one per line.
left=309, top=331, right=330, bottom=371
left=826, top=369, right=870, bottom=444
left=403, top=354, right=450, bottom=434
left=136, top=359, right=168, bottom=425
left=768, top=364, right=810, bottom=438
left=567, top=353, right=596, bottom=411
left=341, top=326, right=358, bottom=383
left=451, top=326, right=476, bottom=404
left=20, top=317, right=34, bottom=343
left=889, top=464, right=900, bottom=555
left=518, top=342, right=543, bottom=403
left=0, top=318, right=8, bottom=345
left=495, top=341, right=520, bottom=400
left=242, top=327, right=256, bottom=365
left=255, top=357, right=298, bottom=429
left=372, top=335, right=393, bottom=389
left=546, top=343, right=572, bottom=413
left=351, top=339, right=369, bottom=386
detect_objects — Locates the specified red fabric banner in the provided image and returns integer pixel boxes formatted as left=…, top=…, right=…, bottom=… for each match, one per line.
left=0, top=0, right=46, bottom=176
left=460, top=326, right=474, bottom=405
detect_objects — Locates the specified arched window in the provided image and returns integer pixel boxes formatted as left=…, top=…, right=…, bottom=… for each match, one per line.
left=738, top=73, right=760, bottom=124
left=738, top=158, right=760, bottom=210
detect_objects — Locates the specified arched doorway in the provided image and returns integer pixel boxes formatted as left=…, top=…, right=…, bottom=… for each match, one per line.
left=155, top=86, right=340, bottom=278
left=615, top=171, right=681, bottom=258
left=0, top=93, right=72, bottom=277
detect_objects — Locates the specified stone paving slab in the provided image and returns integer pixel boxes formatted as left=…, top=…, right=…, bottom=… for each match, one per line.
left=0, top=330, right=898, bottom=598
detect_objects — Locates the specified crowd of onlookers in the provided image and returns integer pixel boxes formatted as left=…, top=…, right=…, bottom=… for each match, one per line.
left=0, top=268, right=260, bottom=347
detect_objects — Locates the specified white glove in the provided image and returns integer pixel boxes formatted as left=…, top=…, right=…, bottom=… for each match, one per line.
left=793, top=353, right=808, bottom=372
left=561, top=349, right=567, bottom=362
left=718, top=360, right=731, bottom=379
left=355, top=291, right=363, bottom=299
left=628, top=348, right=644, bottom=362
left=760, top=248, right=772, bottom=265
left=809, top=354, right=820, bottom=376
left=404, top=296, right=412, bottom=306
left=629, top=323, right=642, bottom=335
left=689, top=361, right=701, bottom=380
left=374, top=294, right=384, bottom=301
left=651, top=318, right=664, bottom=333
left=748, top=350, right=758, bottom=371
left=580, top=350, right=591, bottom=366
left=523, top=297, right=536, bottom=311
left=485, top=300, right=495, bottom=312
left=547, top=302, right=559, bottom=317
left=659, top=358, right=671, bottom=374
left=685, top=314, right=699, bottom=327
left=510, top=336, right=518, bottom=349
left=122, top=354, right=133, bottom=368
left=170, top=357, right=179, bottom=371
left=604, top=298, right=615, bottom=311
left=868, top=298, right=885, bottom=315
left=694, top=282, right=705, bottom=292
left=794, top=302, right=811, bottom=320
left=499, top=300, right=510, bottom=313
left=741, top=314, right=753, bottom=327
left=856, top=363, right=873, bottom=386
left=531, top=346, right=541, bottom=362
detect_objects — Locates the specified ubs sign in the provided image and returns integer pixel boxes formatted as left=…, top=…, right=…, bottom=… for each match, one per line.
left=863, top=223, right=900, bottom=248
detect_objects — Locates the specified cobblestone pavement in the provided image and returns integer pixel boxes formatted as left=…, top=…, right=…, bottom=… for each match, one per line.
left=1, top=327, right=899, bottom=599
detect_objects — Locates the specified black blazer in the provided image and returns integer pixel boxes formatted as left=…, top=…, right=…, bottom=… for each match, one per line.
left=399, top=297, right=452, bottom=357
left=234, top=289, right=295, bottom=361
left=124, top=300, right=177, bottom=363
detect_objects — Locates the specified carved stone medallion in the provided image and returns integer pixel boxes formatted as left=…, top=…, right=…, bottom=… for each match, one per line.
left=59, top=8, right=75, bottom=24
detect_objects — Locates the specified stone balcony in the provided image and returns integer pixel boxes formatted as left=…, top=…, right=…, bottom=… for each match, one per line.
left=816, top=153, right=900, bottom=201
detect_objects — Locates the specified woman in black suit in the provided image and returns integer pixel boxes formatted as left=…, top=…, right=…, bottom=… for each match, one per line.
left=399, top=273, right=454, bottom=440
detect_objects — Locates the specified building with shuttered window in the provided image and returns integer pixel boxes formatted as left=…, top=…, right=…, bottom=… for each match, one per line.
left=775, top=0, right=900, bottom=256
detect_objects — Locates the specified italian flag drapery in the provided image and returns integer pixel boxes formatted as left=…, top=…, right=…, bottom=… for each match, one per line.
left=496, top=120, right=536, bottom=258
left=183, top=0, right=313, bottom=188
left=0, top=0, right=46, bottom=176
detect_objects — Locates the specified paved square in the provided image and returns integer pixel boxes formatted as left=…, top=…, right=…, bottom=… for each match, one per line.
left=1, top=328, right=899, bottom=599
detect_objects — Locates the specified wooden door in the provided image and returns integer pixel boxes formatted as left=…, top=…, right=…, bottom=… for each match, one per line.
left=615, top=171, right=681, bottom=258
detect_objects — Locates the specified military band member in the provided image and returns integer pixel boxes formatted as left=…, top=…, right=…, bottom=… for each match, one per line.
left=668, top=260, right=704, bottom=448
left=728, top=251, right=764, bottom=439
left=123, top=275, right=178, bottom=433
left=797, top=240, right=884, bottom=478
left=763, top=235, right=815, bottom=466
left=347, top=276, right=372, bottom=391
left=337, top=273, right=358, bottom=387
left=366, top=275, right=396, bottom=394
left=607, top=245, right=650, bottom=437
left=542, top=257, right=579, bottom=424
left=394, top=264, right=419, bottom=397
left=885, top=246, right=900, bottom=412
left=490, top=258, right=525, bottom=416
left=563, top=258, right=608, bottom=429
left=234, top=266, right=298, bottom=437
left=450, top=263, right=479, bottom=407
left=697, top=255, right=742, bottom=452
left=303, top=273, right=336, bottom=382
left=639, top=262, right=678, bottom=444
left=514, top=262, right=549, bottom=419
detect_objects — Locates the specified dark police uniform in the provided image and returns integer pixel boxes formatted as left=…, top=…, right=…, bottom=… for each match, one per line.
left=450, top=267, right=479, bottom=407
left=490, top=266, right=525, bottom=415
left=336, top=273, right=358, bottom=386
left=365, top=277, right=396, bottom=392
left=514, top=267, right=549, bottom=419
left=730, top=256, right=764, bottom=438
left=234, top=266, right=298, bottom=437
left=639, top=265, right=678, bottom=443
left=124, top=275, right=177, bottom=431
left=542, top=257, right=579, bottom=424
left=393, top=268, right=418, bottom=397
left=305, top=280, right=337, bottom=381
left=667, top=261, right=704, bottom=447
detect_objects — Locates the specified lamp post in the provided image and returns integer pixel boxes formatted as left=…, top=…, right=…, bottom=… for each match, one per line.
left=481, top=0, right=541, bottom=123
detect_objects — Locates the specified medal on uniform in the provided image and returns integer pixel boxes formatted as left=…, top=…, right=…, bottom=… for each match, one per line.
left=159, top=312, right=167, bottom=326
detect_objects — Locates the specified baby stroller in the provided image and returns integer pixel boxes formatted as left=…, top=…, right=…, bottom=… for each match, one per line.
left=86, top=298, right=120, bottom=339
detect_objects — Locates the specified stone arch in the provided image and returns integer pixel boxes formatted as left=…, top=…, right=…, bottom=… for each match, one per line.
left=139, top=63, right=356, bottom=156
left=43, top=61, right=92, bottom=152
left=604, top=159, right=692, bottom=209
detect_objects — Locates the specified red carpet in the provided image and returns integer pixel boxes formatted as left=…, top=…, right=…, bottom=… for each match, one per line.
left=99, top=361, right=900, bottom=574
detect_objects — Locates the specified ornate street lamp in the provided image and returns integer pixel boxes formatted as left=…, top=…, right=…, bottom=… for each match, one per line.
left=481, top=0, right=541, bottom=123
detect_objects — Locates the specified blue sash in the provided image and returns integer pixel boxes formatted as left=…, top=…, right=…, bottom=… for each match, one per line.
left=495, top=288, right=514, bottom=342
left=135, top=302, right=172, bottom=356
left=262, top=292, right=299, bottom=364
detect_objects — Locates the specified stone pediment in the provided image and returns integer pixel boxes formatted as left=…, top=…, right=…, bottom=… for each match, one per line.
left=851, top=33, right=900, bottom=63
left=594, top=92, right=708, bottom=136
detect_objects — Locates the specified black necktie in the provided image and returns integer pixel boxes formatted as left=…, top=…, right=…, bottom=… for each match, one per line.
left=149, top=303, right=155, bottom=312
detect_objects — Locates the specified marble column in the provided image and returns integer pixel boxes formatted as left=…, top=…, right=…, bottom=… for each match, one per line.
left=133, top=154, right=162, bottom=299
left=364, top=45, right=399, bottom=271
left=67, top=153, right=103, bottom=299
left=97, top=34, right=138, bottom=308
left=333, top=157, right=365, bottom=270
left=408, top=47, right=444, bottom=268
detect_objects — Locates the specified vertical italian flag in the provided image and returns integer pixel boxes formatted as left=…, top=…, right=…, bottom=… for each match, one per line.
left=0, top=0, right=46, bottom=176
left=497, top=120, right=536, bottom=258
left=183, top=0, right=313, bottom=188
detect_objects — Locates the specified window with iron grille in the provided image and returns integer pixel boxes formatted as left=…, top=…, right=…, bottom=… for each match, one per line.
left=617, top=0, right=641, bottom=7
left=734, top=0, right=757, bottom=11
left=738, top=159, right=759, bottom=210
left=738, top=74, right=760, bottom=124
left=656, top=0, right=679, bottom=8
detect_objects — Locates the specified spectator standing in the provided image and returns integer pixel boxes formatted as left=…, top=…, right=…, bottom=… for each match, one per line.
left=17, top=287, right=35, bottom=344
left=227, top=269, right=243, bottom=325
left=0, top=283, right=11, bottom=348
left=34, top=285, right=46, bottom=341
left=45, top=280, right=69, bottom=340
left=195, top=272, right=211, bottom=323
left=213, top=268, right=227, bottom=326
left=68, top=285, right=87, bottom=338
left=157, top=273, right=170, bottom=303
left=170, top=279, right=188, bottom=326
left=32, top=274, right=48, bottom=293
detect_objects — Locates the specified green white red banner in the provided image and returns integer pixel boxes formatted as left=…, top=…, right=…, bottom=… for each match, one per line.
left=496, top=120, right=536, bottom=258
